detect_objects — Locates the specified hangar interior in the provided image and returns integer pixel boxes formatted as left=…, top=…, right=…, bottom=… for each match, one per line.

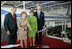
left=1, top=1, right=71, bottom=48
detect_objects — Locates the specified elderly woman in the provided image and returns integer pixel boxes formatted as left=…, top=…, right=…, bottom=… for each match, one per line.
left=17, top=11, right=32, bottom=48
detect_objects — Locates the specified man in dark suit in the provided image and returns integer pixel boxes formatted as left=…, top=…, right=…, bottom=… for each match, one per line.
left=4, top=6, right=18, bottom=45
left=34, top=5, right=45, bottom=45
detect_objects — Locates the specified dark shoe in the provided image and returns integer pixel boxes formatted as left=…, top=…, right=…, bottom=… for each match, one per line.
left=35, top=43, right=38, bottom=46
left=39, top=43, right=42, bottom=45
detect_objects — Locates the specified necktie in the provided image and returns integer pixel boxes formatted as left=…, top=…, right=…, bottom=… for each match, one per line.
left=38, top=12, right=40, bottom=19
left=13, top=14, right=15, bottom=22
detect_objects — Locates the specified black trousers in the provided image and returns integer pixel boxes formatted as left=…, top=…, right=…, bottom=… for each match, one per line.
left=7, top=35, right=16, bottom=45
left=36, top=21, right=43, bottom=45
left=7, top=30, right=17, bottom=45
left=36, top=32, right=42, bottom=45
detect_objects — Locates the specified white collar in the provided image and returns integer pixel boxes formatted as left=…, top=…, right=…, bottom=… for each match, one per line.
left=37, top=11, right=40, bottom=12
left=11, top=12, right=15, bottom=16
left=11, top=12, right=13, bottom=15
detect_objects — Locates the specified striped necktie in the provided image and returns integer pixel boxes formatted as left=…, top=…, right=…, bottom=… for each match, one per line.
left=13, top=14, right=15, bottom=22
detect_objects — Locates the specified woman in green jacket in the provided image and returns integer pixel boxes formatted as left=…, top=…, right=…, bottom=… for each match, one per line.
left=28, top=10, right=37, bottom=47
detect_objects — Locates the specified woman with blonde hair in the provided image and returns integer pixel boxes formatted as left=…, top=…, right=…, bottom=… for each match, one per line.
left=17, top=11, right=32, bottom=48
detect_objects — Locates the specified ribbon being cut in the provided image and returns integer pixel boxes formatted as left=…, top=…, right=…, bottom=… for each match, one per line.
left=1, top=44, right=21, bottom=48
left=36, top=27, right=47, bottom=33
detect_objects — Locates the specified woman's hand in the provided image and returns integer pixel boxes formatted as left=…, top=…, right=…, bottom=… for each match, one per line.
left=22, top=29, right=24, bottom=30
left=20, top=28, right=24, bottom=30
left=30, top=28, right=32, bottom=32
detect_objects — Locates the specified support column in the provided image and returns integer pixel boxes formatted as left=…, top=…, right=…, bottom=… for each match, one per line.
left=23, top=1, right=25, bottom=11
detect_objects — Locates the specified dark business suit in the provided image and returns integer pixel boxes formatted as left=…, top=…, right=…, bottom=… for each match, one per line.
left=34, top=11, right=45, bottom=44
left=4, top=13, right=18, bottom=45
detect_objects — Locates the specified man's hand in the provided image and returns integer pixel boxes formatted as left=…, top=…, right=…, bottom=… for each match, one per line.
left=43, top=26, right=45, bottom=28
left=7, top=30, right=10, bottom=35
left=36, top=30, right=38, bottom=33
left=43, top=26, right=45, bottom=31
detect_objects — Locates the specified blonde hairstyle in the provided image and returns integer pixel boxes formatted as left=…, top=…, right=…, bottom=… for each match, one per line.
left=21, top=11, right=27, bottom=16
